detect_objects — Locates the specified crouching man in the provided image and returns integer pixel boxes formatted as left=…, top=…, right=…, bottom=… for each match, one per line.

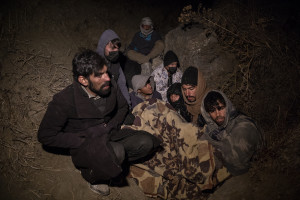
left=38, top=50, right=161, bottom=196
left=201, top=90, right=263, bottom=175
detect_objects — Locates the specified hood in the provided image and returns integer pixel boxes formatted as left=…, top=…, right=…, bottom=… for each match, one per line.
left=200, top=90, right=236, bottom=130
left=182, top=68, right=209, bottom=123
left=131, top=75, right=154, bottom=93
left=167, top=82, right=183, bottom=103
left=96, top=29, right=120, bottom=57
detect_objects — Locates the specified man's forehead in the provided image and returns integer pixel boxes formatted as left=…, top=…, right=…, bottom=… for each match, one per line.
left=215, top=100, right=225, bottom=107
left=182, top=84, right=196, bottom=89
left=93, top=65, right=107, bottom=75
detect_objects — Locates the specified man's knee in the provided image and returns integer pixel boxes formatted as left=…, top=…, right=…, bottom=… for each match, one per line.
left=109, top=142, right=125, bottom=165
left=136, top=131, right=161, bottom=153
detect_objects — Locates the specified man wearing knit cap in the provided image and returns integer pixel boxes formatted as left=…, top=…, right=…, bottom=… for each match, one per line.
left=181, top=66, right=209, bottom=126
left=124, top=17, right=165, bottom=89
left=151, top=50, right=183, bottom=101
left=130, top=75, right=162, bottom=108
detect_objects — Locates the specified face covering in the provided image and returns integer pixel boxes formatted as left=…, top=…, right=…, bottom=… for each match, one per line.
left=168, top=67, right=177, bottom=75
left=171, top=100, right=182, bottom=110
left=106, top=51, right=119, bottom=62
left=140, top=26, right=153, bottom=36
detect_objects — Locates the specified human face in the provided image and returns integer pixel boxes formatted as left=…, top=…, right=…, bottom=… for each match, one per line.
left=209, top=101, right=226, bottom=126
left=170, top=94, right=180, bottom=103
left=141, top=24, right=151, bottom=30
left=166, top=62, right=178, bottom=75
left=182, top=84, right=197, bottom=102
left=87, top=65, right=111, bottom=97
left=138, top=80, right=153, bottom=97
left=104, top=41, right=120, bottom=56
left=166, top=62, right=177, bottom=69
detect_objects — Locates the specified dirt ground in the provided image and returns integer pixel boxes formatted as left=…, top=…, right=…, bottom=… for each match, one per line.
left=0, top=0, right=300, bottom=200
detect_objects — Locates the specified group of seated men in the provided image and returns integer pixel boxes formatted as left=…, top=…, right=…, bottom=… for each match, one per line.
left=38, top=17, right=263, bottom=199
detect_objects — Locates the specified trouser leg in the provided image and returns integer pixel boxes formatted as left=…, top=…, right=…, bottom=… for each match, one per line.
left=124, top=59, right=141, bottom=89
left=110, top=129, right=161, bottom=162
left=107, top=142, right=125, bottom=165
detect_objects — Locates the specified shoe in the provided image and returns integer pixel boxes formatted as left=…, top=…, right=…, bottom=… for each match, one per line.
left=89, top=183, right=110, bottom=196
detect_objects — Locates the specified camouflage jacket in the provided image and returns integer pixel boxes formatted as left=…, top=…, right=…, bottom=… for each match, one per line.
left=200, top=90, right=263, bottom=175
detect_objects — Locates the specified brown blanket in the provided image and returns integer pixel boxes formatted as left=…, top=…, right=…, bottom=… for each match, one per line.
left=122, top=99, right=230, bottom=199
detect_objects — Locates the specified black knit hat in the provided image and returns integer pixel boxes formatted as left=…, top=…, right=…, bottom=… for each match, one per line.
left=164, top=50, right=179, bottom=67
left=181, top=66, right=198, bottom=86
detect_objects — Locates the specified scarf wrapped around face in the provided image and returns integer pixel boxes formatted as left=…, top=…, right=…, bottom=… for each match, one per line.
left=182, top=70, right=209, bottom=123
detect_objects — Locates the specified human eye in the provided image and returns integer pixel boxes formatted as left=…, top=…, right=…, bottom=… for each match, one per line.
left=188, top=87, right=195, bottom=91
left=94, top=72, right=103, bottom=78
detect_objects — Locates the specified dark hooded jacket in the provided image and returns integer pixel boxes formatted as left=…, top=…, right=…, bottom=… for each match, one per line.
left=167, top=83, right=191, bottom=122
left=38, top=80, right=128, bottom=183
left=200, top=90, right=263, bottom=175
left=128, top=30, right=162, bottom=55
left=96, top=29, right=131, bottom=106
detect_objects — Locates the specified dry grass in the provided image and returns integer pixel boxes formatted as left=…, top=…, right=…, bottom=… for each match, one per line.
left=0, top=38, right=73, bottom=182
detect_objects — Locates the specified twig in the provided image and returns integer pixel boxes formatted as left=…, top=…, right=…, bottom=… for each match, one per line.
left=29, top=190, right=41, bottom=198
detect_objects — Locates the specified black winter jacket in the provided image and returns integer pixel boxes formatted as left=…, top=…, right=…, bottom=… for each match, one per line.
left=38, top=80, right=128, bottom=183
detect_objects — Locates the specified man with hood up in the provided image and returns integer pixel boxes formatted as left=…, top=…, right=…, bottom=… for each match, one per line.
left=167, top=82, right=191, bottom=122
left=181, top=66, right=209, bottom=127
left=96, top=29, right=131, bottom=107
left=200, top=90, right=263, bottom=175
left=124, top=17, right=165, bottom=89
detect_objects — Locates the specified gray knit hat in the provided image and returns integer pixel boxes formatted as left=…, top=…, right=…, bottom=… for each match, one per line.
left=131, top=75, right=155, bottom=93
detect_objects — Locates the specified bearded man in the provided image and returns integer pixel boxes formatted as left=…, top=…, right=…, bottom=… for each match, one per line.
left=181, top=66, right=209, bottom=127
left=200, top=90, right=263, bottom=175
left=38, top=50, right=161, bottom=196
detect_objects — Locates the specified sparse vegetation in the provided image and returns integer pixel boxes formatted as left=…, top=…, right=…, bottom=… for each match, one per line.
left=178, top=1, right=300, bottom=147
left=0, top=0, right=299, bottom=199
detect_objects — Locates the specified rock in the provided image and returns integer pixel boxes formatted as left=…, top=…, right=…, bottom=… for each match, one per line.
left=164, top=25, right=237, bottom=89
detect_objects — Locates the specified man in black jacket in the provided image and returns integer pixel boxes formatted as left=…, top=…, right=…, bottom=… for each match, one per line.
left=38, top=49, right=161, bottom=196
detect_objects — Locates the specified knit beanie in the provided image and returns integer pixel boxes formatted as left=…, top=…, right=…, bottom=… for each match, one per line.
left=181, top=66, right=198, bottom=86
left=164, top=50, right=179, bottom=67
left=131, top=75, right=154, bottom=93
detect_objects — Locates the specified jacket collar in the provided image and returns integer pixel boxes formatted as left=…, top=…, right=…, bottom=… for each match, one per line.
left=73, top=81, right=105, bottom=118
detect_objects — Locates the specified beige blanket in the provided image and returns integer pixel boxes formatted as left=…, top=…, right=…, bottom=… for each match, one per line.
left=122, top=99, right=230, bottom=199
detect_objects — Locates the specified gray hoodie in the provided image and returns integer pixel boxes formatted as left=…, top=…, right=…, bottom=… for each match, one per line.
left=96, top=29, right=131, bottom=107
left=200, top=90, right=263, bottom=175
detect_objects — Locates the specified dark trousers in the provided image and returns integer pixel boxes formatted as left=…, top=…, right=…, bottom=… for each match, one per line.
left=109, top=128, right=161, bottom=163
left=73, top=128, right=161, bottom=184
left=123, top=59, right=141, bottom=89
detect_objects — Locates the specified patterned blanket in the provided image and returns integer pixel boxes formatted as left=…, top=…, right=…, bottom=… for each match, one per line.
left=122, top=99, right=230, bottom=199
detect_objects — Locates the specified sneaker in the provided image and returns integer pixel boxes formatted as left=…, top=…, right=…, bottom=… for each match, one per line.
left=89, top=183, right=110, bottom=196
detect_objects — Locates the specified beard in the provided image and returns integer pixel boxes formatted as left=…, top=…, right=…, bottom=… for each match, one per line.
left=186, top=96, right=196, bottom=102
left=88, top=80, right=111, bottom=97
left=215, top=116, right=225, bottom=125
